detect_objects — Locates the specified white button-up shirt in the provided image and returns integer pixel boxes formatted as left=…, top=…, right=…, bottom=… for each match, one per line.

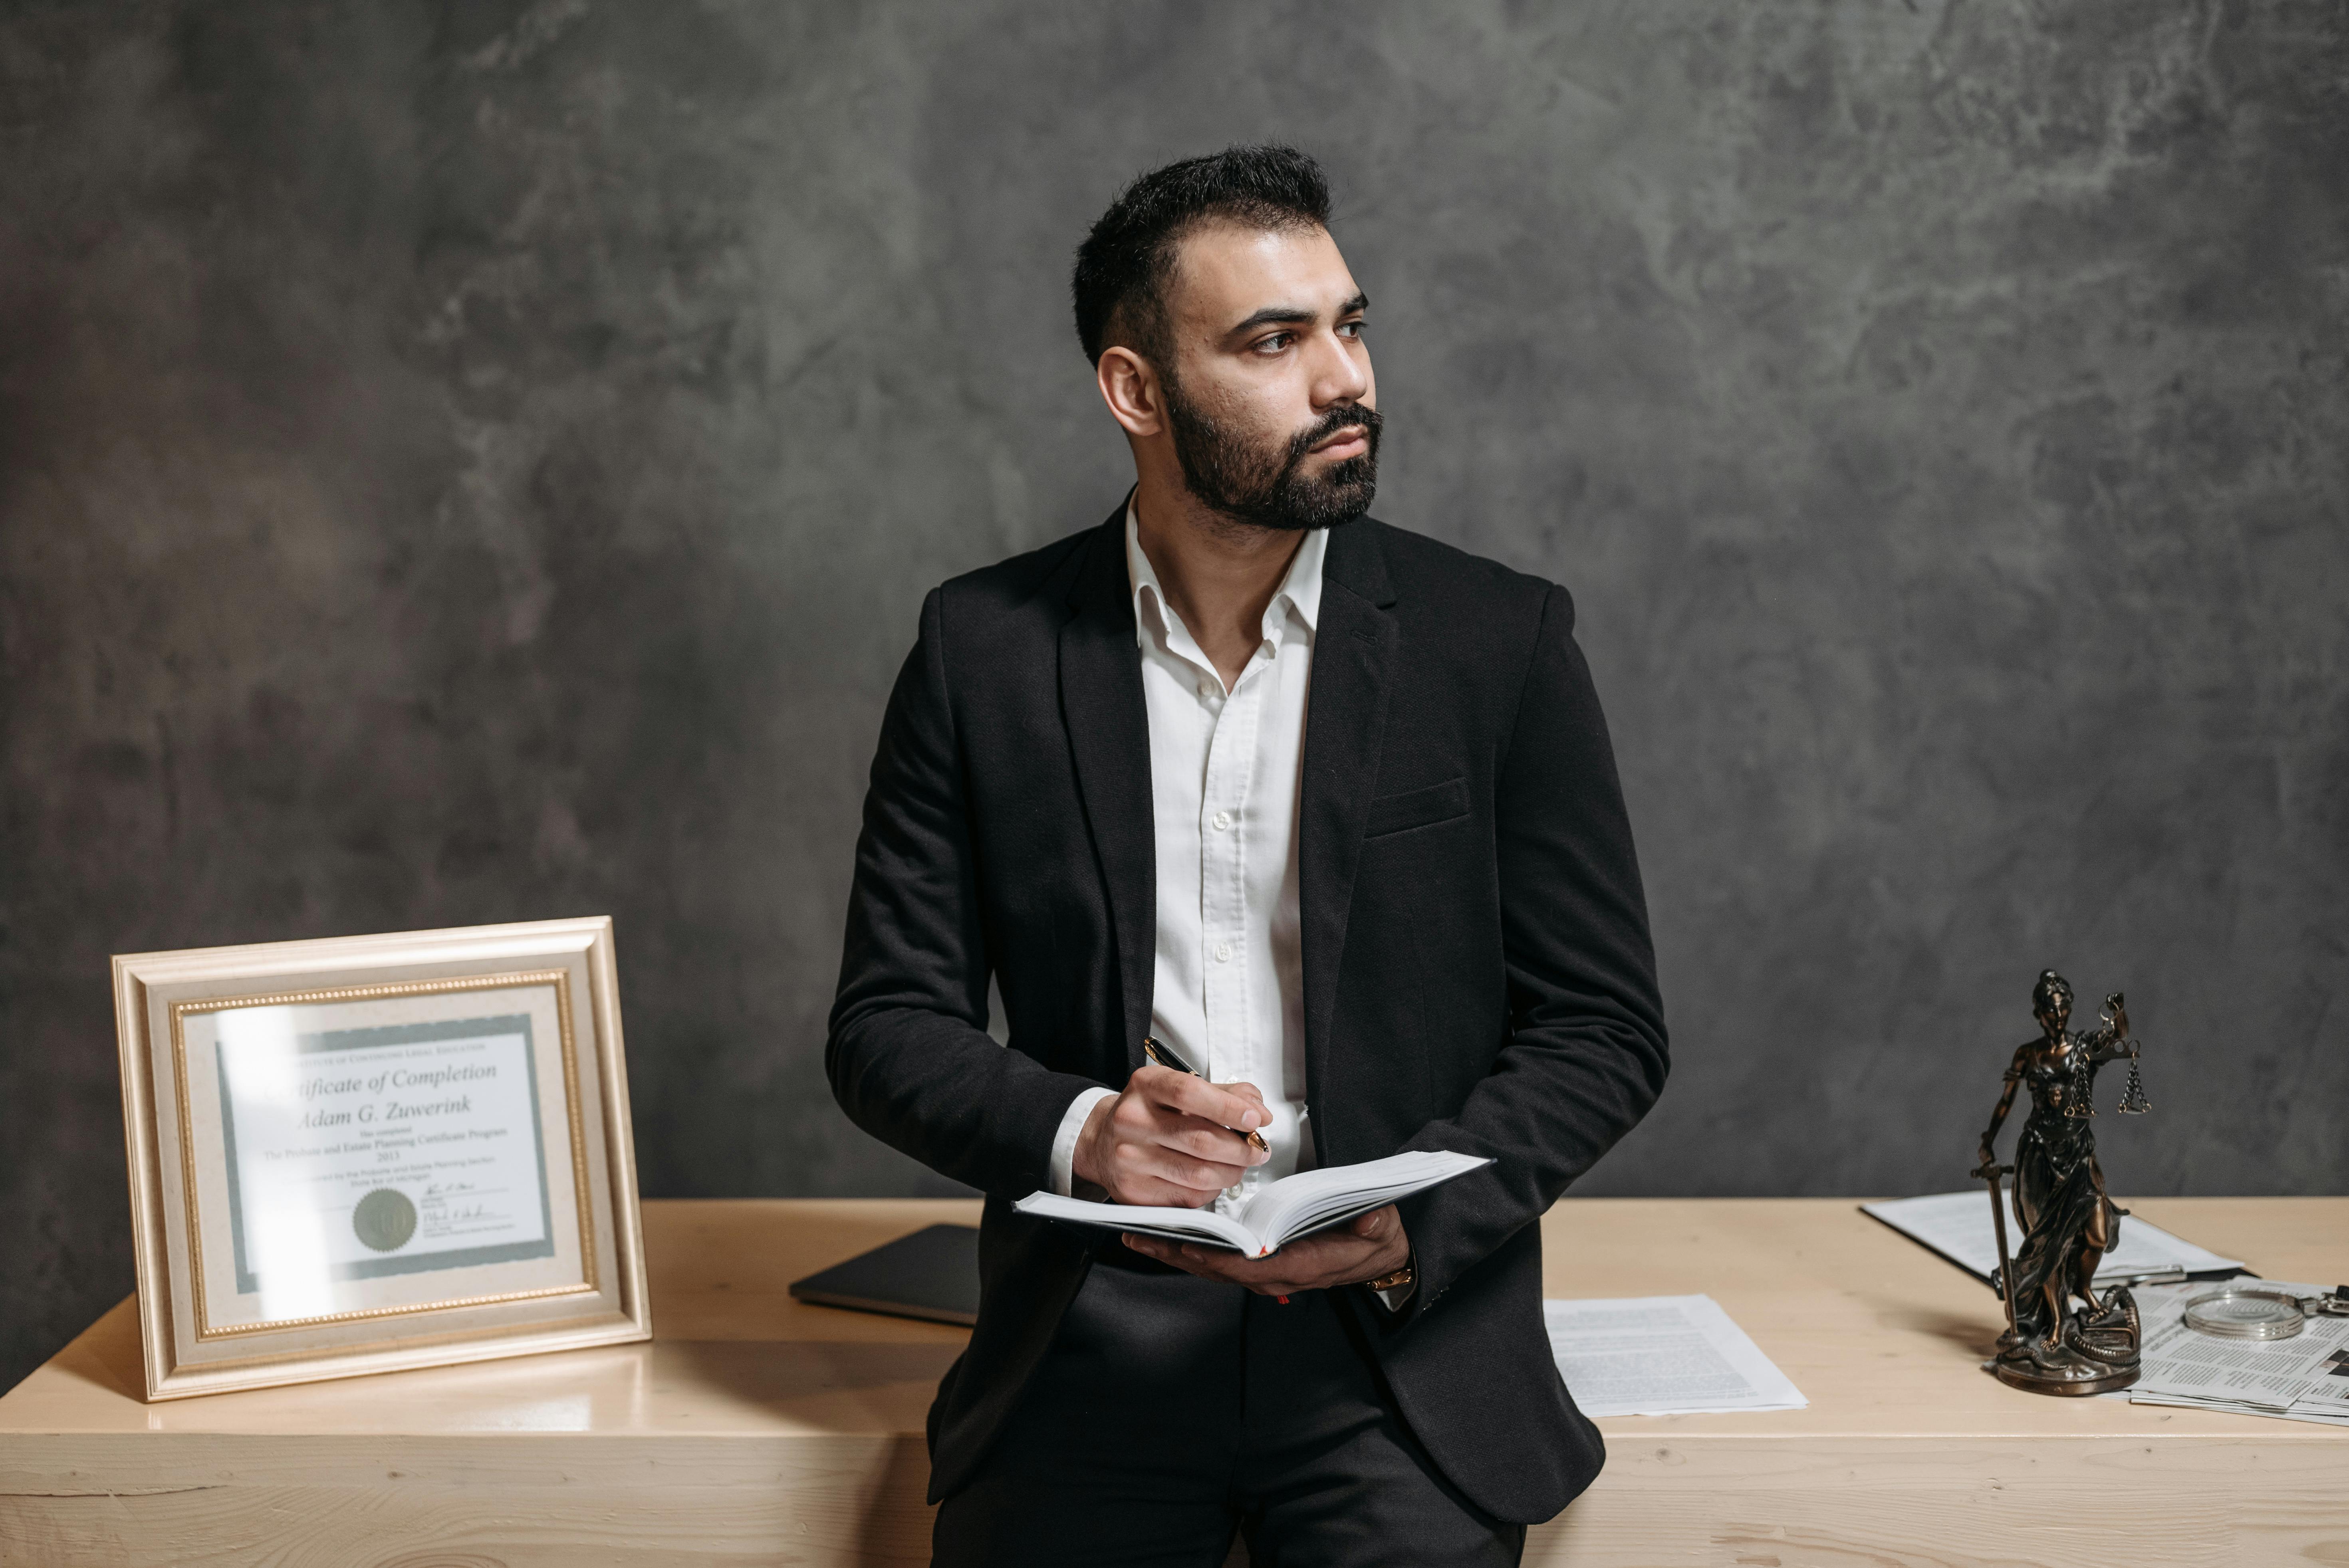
left=1049, top=502, right=1325, bottom=1207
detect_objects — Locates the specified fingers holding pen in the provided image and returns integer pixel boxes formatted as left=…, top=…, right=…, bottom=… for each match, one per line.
left=1075, top=1068, right=1270, bottom=1207
left=1221, top=1081, right=1271, bottom=1139
left=1139, top=1065, right=1268, bottom=1141
left=1124, top=1077, right=1265, bottom=1177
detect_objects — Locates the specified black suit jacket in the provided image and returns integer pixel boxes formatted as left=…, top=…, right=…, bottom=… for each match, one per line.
left=827, top=507, right=1668, bottom=1523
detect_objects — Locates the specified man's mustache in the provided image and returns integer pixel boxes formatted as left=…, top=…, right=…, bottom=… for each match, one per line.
left=1288, top=402, right=1383, bottom=463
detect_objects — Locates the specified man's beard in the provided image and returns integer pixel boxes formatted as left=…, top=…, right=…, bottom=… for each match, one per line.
left=1163, top=382, right=1382, bottom=532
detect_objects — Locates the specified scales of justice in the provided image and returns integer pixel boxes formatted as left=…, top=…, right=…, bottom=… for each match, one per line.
left=1971, top=970, right=2153, bottom=1396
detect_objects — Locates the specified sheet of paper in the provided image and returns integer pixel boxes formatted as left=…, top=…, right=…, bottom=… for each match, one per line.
left=2131, top=1394, right=2349, bottom=1427
left=1543, top=1294, right=1807, bottom=1417
left=2286, top=1342, right=2349, bottom=1421
left=1861, top=1191, right=2242, bottom=1286
left=215, top=1009, right=556, bottom=1321
left=2127, top=1278, right=2349, bottom=1413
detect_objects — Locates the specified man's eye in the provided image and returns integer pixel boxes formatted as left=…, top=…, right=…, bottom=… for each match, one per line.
left=1340, top=320, right=1365, bottom=338
left=1257, top=332, right=1293, bottom=353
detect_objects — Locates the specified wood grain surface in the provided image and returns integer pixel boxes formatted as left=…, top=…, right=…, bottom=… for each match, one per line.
left=3, top=1196, right=2344, bottom=1566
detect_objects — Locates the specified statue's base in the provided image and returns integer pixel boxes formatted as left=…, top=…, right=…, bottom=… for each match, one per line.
left=1990, top=1358, right=2140, bottom=1397
left=1990, top=1283, right=2143, bottom=1396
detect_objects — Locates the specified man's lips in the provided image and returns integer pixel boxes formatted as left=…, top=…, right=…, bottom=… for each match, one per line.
left=1308, top=425, right=1369, bottom=460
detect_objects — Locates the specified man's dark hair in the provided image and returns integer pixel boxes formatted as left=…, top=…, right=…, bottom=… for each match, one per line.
left=1071, top=145, right=1331, bottom=368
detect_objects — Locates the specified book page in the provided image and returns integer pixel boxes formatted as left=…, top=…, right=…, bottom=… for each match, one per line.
left=1013, top=1150, right=1490, bottom=1256
left=1239, top=1150, right=1490, bottom=1249
left=1011, top=1191, right=1265, bottom=1254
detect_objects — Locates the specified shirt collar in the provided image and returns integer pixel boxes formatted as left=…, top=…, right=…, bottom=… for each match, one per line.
left=1124, top=496, right=1327, bottom=642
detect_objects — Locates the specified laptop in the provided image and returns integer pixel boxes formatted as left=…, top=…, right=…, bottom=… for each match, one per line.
left=787, top=1223, right=980, bottom=1327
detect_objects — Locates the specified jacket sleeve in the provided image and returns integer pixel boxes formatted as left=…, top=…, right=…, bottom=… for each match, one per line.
left=1391, top=583, right=1669, bottom=1320
left=826, top=587, right=1106, bottom=1197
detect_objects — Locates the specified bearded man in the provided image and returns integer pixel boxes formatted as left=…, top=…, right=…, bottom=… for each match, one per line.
left=828, top=145, right=1669, bottom=1566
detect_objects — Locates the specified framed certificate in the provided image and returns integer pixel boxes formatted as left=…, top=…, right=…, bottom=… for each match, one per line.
left=111, top=917, right=652, bottom=1399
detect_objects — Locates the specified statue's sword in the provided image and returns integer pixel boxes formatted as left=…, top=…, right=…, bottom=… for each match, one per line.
left=1983, top=1161, right=2018, bottom=1333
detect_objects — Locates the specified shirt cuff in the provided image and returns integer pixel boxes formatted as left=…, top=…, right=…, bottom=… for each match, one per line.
left=1048, top=1087, right=1119, bottom=1197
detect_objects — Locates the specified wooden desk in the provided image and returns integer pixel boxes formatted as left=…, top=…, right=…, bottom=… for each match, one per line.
left=3, top=1197, right=2344, bottom=1566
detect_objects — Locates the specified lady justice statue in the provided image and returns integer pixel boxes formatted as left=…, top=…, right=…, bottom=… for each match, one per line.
left=1972, top=970, right=2152, bottom=1395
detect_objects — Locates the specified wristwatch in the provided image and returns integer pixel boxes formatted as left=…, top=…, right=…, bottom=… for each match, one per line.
left=1366, top=1261, right=1415, bottom=1292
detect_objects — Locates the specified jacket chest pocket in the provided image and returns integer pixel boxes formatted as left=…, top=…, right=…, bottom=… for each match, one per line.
left=1363, top=775, right=1469, bottom=839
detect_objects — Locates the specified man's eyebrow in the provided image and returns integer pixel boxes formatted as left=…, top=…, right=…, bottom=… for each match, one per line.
left=1224, top=292, right=1371, bottom=337
left=1226, top=304, right=1316, bottom=336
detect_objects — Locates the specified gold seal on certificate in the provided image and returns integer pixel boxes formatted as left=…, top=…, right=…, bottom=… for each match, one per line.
left=351, top=1188, right=419, bottom=1252
left=111, top=918, right=653, bottom=1400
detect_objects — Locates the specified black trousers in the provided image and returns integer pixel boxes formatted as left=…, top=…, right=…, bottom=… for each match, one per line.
left=932, top=1255, right=1526, bottom=1568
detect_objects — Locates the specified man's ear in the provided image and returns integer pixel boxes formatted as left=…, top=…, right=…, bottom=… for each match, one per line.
left=1096, top=345, right=1165, bottom=439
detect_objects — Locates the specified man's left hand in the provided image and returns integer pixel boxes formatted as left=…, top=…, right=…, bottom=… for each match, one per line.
left=1121, top=1203, right=1409, bottom=1296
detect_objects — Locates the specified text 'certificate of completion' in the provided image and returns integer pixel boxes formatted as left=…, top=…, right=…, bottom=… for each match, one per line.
left=214, top=1009, right=559, bottom=1318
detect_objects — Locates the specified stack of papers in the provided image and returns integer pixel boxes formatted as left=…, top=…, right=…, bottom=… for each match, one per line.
left=1543, top=1294, right=1807, bottom=1417
left=2126, top=1279, right=2349, bottom=1427
left=1860, top=1191, right=2244, bottom=1285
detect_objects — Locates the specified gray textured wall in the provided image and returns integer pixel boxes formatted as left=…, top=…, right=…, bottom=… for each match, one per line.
left=2, top=0, right=2343, bottom=1391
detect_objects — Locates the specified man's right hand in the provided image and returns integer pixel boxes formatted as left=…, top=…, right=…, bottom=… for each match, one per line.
left=1072, top=1064, right=1270, bottom=1207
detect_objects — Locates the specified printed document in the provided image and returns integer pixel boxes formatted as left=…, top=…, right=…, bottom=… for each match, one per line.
left=1861, top=1190, right=2242, bottom=1286
left=2126, top=1278, right=2349, bottom=1426
left=1543, top=1294, right=1807, bottom=1417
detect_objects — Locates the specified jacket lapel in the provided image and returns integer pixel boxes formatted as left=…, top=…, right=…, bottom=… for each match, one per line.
left=1059, top=506, right=1157, bottom=1070
left=1299, top=521, right=1398, bottom=1159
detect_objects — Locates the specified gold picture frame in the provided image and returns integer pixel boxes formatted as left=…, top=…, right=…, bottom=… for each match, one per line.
left=112, top=917, right=652, bottom=1400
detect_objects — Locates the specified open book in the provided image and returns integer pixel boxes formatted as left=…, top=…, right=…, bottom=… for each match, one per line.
left=1014, top=1149, right=1491, bottom=1259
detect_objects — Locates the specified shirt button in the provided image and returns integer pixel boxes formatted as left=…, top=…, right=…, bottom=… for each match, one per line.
left=1197, top=680, right=1215, bottom=698
left=1211, top=811, right=1232, bottom=832
left=1215, top=942, right=1232, bottom=963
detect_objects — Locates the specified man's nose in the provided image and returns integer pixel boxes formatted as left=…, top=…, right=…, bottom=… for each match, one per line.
left=1307, top=328, right=1371, bottom=406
